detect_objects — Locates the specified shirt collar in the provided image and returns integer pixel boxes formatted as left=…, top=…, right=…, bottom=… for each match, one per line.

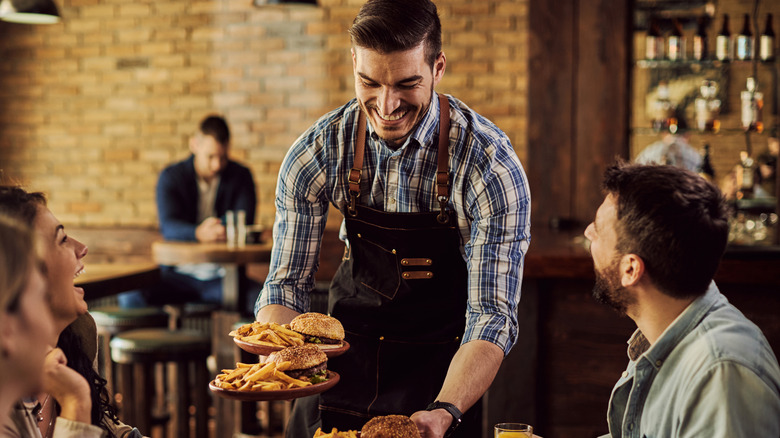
left=627, top=281, right=722, bottom=367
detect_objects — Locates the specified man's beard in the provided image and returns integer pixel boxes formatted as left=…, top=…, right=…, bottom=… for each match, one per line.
left=592, top=260, right=634, bottom=315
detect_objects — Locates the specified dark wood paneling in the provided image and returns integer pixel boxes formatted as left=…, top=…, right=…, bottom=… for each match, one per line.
left=529, top=0, right=631, bottom=228
left=574, top=0, right=631, bottom=222
left=528, top=0, right=576, bottom=227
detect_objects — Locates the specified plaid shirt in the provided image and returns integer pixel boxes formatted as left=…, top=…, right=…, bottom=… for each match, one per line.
left=257, top=94, right=531, bottom=354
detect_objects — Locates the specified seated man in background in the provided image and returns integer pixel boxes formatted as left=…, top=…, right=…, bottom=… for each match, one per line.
left=584, top=162, right=780, bottom=437
left=119, top=115, right=260, bottom=315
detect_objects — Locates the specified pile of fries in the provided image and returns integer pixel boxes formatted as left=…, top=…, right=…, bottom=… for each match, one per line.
left=230, top=321, right=305, bottom=348
left=213, top=360, right=312, bottom=392
left=313, top=428, right=359, bottom=438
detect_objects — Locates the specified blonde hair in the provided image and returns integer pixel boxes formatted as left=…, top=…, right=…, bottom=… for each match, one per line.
left=0, top=214, right=37, bottom=312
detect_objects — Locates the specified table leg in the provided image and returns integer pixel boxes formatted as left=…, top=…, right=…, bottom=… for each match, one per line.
left=212, top=310, right=241, bottom=436
left=222, top=264, right=239, bottom=312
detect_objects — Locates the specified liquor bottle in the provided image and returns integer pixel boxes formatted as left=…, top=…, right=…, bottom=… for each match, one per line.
left=668, top=19, right=686, bottom=61
left=693, top=16, right=709, bottom=61
left=740, top=77, right=764, bottom=133
left=737, top=151, right=755, bottom=199
left=695, top=80, right=721, bottom=133
left=646, top=17, right=664, bottom=60
left=716, top=14, right=732, bottom=61
left=736, top=13, right=753, bottom=60
left=652, top=81, right=675, bottom=132
left=760, top=14, right=775, bottom=61
left=698, top=144, right=715, bottom=182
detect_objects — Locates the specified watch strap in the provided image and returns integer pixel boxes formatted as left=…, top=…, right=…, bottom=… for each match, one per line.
left=425, top=401, right=462, bottom=436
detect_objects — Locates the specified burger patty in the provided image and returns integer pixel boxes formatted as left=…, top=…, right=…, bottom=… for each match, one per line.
left=304, top=335, right=341, bottom=345
left=286, top=361, right=327, bottom=380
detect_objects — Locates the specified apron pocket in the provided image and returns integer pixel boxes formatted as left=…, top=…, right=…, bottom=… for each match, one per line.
left=350, top=234, right=401, bottom=301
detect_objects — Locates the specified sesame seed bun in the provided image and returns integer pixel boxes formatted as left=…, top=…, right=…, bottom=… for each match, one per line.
left=361, top=415, right=421, bottom=438
left=290, top=312, right=345, bottom=342
left=267, top=344, right=327, bottom=371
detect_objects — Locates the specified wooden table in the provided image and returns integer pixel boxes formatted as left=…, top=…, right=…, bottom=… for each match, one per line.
left=151, top=241, right=273, bottom=312
left=75, top=263, right=161, bottom=301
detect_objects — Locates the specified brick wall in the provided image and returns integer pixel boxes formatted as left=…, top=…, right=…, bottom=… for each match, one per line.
left=0, top=0, right=528, bottom=230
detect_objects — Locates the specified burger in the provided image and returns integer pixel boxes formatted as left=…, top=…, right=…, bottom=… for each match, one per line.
left=361, top=415, right=421, bottom=438
left=290, top=312, right=345, bottom=347
left=267, top=344, right=328, bottom=383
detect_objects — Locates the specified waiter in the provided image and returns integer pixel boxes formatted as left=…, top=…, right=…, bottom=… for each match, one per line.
left=255, top=0, right=531, bottom=436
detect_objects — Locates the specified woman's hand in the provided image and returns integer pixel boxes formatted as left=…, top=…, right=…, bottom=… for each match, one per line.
left=41, top=348, right=92, bottom=424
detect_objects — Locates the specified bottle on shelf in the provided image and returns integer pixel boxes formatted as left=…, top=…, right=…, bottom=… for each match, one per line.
left=695, top=80, right=721, bottom=133
left=693, top=16, right=709, bottom=61
left=646, top=17, right=664, bottom=60
left=716, top=14, right=732, bottom=61
left=652, top=81, right=676, bottom=133
left=668, top=19, right=686, bottom=61
left=740, top=77, right=764, bottom=133
left=736, top=13, right=754, bottom=60
left=760, top=13, right=775, bottom=61
left=698, top=144, right=715, bottom=182
left=737, top=150, right=755, bottom=200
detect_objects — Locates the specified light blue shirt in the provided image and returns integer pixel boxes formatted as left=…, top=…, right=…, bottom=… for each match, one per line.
left=257, top=94, right=531, bottom=354
left=601, top=282, right=780, bottom=438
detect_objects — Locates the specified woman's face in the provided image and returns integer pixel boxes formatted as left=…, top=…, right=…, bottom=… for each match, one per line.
left=33, top=205, right=88, bottom=330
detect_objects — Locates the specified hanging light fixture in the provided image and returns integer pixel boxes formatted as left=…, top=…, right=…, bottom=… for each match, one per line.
left=0, top=0, right=60, bottom=24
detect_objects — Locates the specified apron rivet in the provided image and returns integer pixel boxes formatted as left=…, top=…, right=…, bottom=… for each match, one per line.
left=401, top=260, right=408, bottom=265
left=357, top=233, right=362, bottom=238
left=379, top=336, right=384, bottom=341
left=426, top=272, right=432, bottom=278
left=392, top=249, right=397, bottom=254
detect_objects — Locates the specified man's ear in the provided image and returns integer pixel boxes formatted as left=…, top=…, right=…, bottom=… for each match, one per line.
left=432, top=51, right=446, bottom=86
left=189, top=135, right=199, bottom=155
left=620, top=253, right=645, bottom=287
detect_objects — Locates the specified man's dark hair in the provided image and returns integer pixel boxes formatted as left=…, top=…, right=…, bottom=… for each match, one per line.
left=602, top=161, right=729, bottom=299
left=199, top=115, right=230, bottom=146
left=349, top=0, right=442, bottom=68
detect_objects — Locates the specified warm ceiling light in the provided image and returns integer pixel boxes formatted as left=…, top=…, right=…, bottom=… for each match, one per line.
left=0, top=0, right=60, bottom=24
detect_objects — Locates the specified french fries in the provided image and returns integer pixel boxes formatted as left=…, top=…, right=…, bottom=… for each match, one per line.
left=313, top=428, right=359, bottom=438
left=213, top=360, right=314, bottom=392
left=230, top=321, right=305, bottom=348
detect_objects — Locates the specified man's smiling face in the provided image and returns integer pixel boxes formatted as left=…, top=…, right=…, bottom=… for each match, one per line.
left=352, top=43, right=445, bottom=148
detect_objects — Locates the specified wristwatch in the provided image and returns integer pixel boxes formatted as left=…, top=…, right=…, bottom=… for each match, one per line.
left=425, top=401, right=462, bottom=437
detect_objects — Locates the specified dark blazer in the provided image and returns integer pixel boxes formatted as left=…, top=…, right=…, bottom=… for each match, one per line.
left=156, top=155, right=256, bottom=241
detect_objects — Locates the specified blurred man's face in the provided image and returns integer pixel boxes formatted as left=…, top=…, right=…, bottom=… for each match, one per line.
left=190, top=134, right=228, bottom=183
left=352, top=43, right=445, bottom=148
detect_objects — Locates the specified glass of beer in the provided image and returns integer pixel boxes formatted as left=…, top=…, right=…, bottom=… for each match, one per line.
left=494, top=423, right=533, bottom=438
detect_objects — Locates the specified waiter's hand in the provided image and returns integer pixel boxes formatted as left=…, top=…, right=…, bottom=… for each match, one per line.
left=196, top=217, right=226, bottom=242
left=410, top=409, right=451, bottom=438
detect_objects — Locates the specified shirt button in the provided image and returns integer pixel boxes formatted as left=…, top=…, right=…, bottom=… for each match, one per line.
left=622, top=371, right=629, bottom=378
left=656, top=360, right=663, bottom=367
left=628, top=423, right=634, bottom=431
left=389, top=198, right=396, bottom=204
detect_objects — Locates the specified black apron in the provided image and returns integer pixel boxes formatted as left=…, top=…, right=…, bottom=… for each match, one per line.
left=286, top=95, right=481, bottom=437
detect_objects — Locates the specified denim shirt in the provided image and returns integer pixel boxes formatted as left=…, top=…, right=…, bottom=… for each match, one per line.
left=601, top=282, right=780, bottom=438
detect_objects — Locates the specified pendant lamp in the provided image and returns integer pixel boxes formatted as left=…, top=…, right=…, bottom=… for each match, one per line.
left=0, top=0, right=60, bottom=24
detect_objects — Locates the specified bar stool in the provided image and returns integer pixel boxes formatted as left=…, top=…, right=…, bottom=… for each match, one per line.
left=90, top=306, right=170, bottom=400
left=110, top=328, right=211, bottom=438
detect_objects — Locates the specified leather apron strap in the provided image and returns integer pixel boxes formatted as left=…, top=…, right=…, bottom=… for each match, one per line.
left=349, top=93, right=451, bottom=222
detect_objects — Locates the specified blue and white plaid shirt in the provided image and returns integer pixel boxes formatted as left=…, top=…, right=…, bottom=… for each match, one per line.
left=257, top=94, right=531, bottom=354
